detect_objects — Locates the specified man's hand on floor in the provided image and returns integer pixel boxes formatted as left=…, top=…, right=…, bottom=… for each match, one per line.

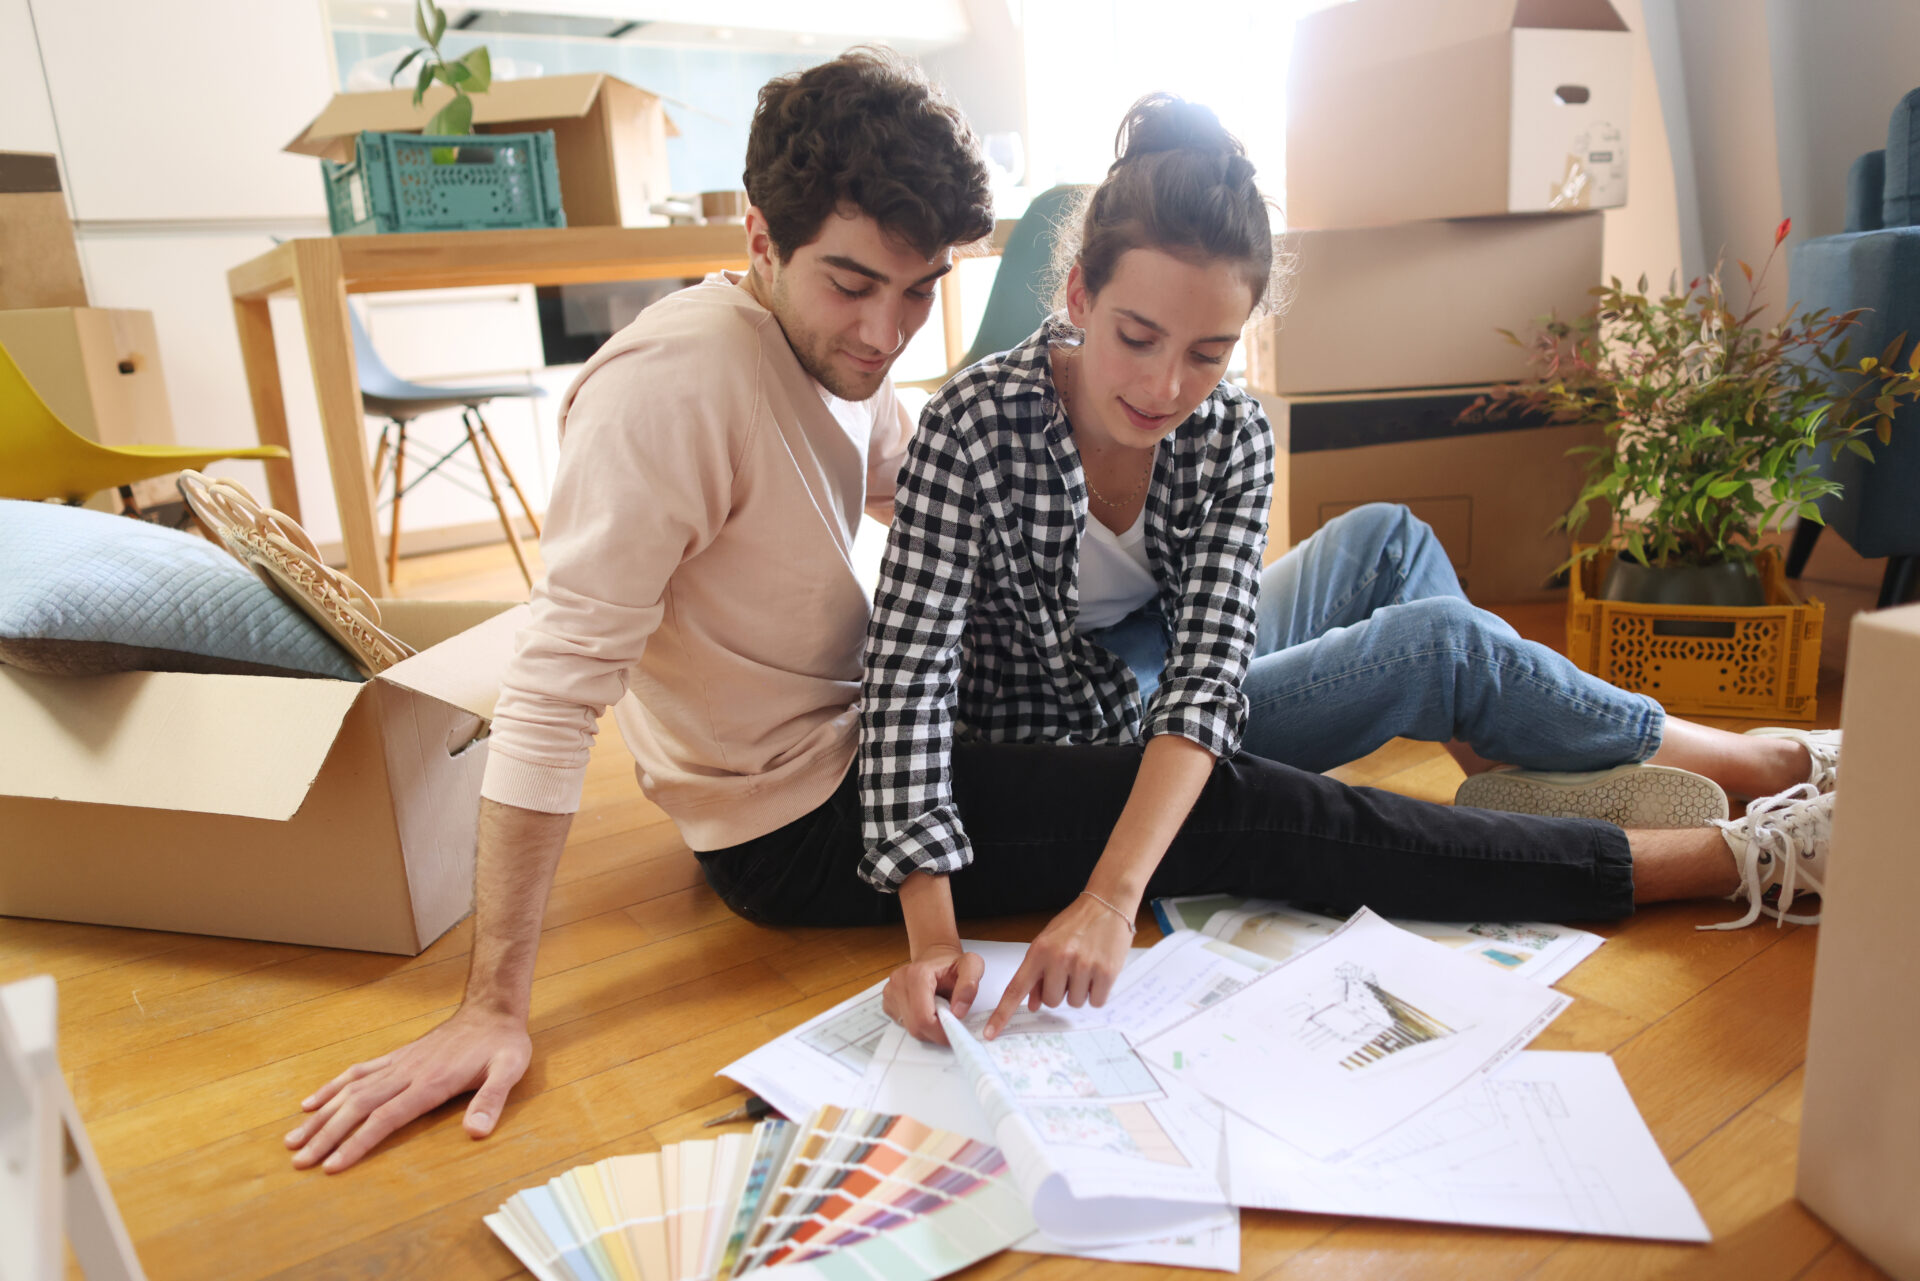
left=285, top=1005, right=532, bottom=1172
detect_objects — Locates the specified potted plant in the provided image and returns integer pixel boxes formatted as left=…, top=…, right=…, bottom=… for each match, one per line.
left=392, top=0, right=492, bottom=156
left=1466, top=219, right=1920, bottom=605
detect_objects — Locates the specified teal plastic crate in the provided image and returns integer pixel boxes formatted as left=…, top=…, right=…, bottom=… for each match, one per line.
left=322, top=130, right=565, bottom=235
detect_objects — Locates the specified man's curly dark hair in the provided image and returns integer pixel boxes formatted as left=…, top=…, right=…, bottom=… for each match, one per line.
left=743, top=47, right=995, bottom=262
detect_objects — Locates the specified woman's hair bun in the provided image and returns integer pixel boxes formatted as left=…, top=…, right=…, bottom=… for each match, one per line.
left=1114, top=93, right=1244, bottom=168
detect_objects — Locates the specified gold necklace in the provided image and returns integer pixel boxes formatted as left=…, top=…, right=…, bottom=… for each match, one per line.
left=1056, top=351, right=1153, bottom=511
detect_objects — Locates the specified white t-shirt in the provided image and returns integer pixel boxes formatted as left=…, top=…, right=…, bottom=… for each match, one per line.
left=1078, top=504, right=1158, bottom=630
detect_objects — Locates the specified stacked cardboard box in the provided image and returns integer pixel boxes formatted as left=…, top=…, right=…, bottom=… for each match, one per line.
left=1248, top=0, right=1631, bottom=601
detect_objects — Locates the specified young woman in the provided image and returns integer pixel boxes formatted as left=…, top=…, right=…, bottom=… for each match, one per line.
left=859, top=94, right=1837, bottom=1043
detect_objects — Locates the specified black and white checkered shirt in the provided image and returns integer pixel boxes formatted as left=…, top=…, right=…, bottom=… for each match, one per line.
left=858, top=320, right=1276, bottom=892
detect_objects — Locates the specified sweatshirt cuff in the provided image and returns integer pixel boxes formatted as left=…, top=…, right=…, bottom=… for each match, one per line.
left=480, top=747, right=588, bottom=815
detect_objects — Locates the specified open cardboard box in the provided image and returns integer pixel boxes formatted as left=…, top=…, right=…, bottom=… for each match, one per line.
left=287, top=73, right=677, bottom=228
left=0, top=601, right=529, bottom=954
left=1287, top=0, right=1632, bottom=228
left=0, top=152, right=87, bottom=311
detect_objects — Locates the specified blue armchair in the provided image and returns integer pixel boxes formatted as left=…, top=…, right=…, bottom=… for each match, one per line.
left=1785, top=87, right=1920, bottom=607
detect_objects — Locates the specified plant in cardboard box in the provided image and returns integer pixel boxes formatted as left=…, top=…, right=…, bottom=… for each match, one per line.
left=392, top=0, right=492, bottom=150
left=1466, top=219, right=1920, bottom=605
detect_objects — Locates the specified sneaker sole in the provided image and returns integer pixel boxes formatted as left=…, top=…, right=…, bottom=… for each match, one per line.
left=1455, top=765, right=1729, bottom=828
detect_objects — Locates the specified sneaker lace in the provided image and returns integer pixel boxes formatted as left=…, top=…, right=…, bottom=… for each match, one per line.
left=1803, top=736, right=1840, bottom=794
left=1701, top=783, right=1829, bottom=931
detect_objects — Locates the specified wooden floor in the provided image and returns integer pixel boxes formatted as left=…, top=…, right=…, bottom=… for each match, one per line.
left=6, top=537, right=1892, bottom=1281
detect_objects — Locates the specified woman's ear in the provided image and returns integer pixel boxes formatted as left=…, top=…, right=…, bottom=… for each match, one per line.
left=1064, top=261, right=1091, bottom=328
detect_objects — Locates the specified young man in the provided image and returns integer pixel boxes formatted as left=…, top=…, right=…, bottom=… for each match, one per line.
left=286, top=50, right=1834, bottom=1175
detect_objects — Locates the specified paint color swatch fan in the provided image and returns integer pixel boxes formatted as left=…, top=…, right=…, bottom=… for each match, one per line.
left=485, top=1105, right=1034, bottom=1281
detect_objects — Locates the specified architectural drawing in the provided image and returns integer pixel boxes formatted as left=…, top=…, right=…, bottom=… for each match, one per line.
left=795, top=996, right=890, bottom=1076
left=1289, top=963, right=1459, bottom=1071
left=984, top=1029, right=1159, bottom=1100
left=1027, top=1102, right=1190, bottom=1166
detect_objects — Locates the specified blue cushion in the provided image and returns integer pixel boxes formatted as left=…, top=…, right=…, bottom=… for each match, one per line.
left=0, top=500, right=364, bottom=680
left=1884, top=87, right=1920, bottom=227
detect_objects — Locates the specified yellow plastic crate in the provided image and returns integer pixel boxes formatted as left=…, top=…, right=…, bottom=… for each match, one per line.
left=1566, top=544, right=1822, bottom=723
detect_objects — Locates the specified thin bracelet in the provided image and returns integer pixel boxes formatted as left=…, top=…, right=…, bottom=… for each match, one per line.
left=1079, top=890, right=1135, bottom=929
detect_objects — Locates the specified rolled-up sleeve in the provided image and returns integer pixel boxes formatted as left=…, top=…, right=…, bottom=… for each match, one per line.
left=858, top=398, right=979, bottom=891
left=1142, top=400, right=1274, bottom=759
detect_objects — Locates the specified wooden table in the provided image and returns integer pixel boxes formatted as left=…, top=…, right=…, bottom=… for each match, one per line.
left=227, top=222, right=1012, bottom=596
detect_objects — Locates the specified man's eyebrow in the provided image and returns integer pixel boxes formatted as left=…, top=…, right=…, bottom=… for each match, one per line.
left=1117, top=308, right=1239, bottom=345
left=821, top=255, right=954, bottom=288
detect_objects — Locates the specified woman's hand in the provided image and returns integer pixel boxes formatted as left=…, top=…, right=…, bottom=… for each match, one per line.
left=984, top=893, right=1135, bottom=1039
left=883, top=942, right=985, bottom=1045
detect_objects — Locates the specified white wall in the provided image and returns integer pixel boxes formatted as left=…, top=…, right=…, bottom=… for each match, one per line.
left=0, top=0, right=60, bottom=160
left=1768, top=0, right=1920, bottom=243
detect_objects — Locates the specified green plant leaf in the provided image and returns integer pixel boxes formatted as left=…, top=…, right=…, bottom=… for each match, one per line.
left=434, top=61, right=470, bottom=85
left=413, top=58, right=435, bottom=107
left=431, top=0, right=446, bottom=45
left=390, top=47, right=420, bottom=84
left=1846, top=438, right=1876, bottom=462
left=426, top=91, right=474, bottom=136
left=1705, top=479, right=1744, bottom=498
left=460, top=45, right=491, bottom=93
left=414, top=0, right=430, bottom=43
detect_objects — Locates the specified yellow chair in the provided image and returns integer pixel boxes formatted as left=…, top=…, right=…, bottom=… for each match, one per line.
left=0, top=339, right=286, bottom=504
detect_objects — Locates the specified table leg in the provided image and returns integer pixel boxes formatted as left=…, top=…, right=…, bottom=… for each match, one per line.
left=291, top=239, right=385, bottom=596
left=230, top=295, right=302, bottom=523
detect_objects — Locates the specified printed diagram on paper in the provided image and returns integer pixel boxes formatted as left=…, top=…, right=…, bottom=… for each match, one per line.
left=794, top=996, right=889, bottom=1076
left=1289, top=963, right=1463, bottom=1072
left=1139, top=909, right=1569, bottom=1160
left=980, top=1028, right=1189, bottom=1167
left=1228, top=1052, right=1710, bottom=1242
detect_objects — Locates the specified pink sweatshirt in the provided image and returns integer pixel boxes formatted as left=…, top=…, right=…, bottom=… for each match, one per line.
left=480, top=273, right=911, bottom=849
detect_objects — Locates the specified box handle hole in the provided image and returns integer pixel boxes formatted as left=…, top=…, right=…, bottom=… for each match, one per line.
left=1652, top=619, right=1736, bottom=640
left=1555, top=84, right=1591, bottom=105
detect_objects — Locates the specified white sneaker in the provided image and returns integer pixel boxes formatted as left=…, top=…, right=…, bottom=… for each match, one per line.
left=1701, top=783, right=1833, bottom=931
left=1744, top=727, right=1841, bottom=793
left=1455, top=764, right=1729, bottom=828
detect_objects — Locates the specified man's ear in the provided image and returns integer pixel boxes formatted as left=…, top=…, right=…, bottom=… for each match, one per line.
left=1064, top=261, right=1091, bottom=328
left=744, top=206, right=781, bottom=285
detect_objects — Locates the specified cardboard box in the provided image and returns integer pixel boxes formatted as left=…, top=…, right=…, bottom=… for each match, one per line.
left=0, top=307, right=179, bottom=510
left=1287, top=0, right=1632, bottom=229
left=1247, top=212, right=1604, bottom=396
left=0, top=601, right=528, bottom=955
left=1797, top=604, right=1920, bottom=1281
left=1258, top=385, right=1603, bottom=602
left=0, top=153, right=87, bottom=310
left=287, top=74, right=677, bottom=229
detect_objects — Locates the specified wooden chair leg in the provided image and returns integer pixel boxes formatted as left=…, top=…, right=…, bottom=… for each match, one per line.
left=387, top=423, right=408, bottom=585
left=371, top=423, right=393, bottom=493
left=462, top=410, right=533, bottom=588
left=471, top=407, right=542, bottom=539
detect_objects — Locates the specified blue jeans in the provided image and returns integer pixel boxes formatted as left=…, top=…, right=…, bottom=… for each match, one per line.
left=1085, top=503, right=1665, bottom=774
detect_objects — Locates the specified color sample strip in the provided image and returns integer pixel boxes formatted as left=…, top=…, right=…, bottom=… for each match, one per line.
left=485, top=1109, right=1021, bottom=1281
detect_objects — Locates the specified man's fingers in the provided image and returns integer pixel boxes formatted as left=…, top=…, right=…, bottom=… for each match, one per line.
left=464, top=1049, right=528, bottom=1138
left=947, top=952, right=986, bottom=1020
left=291, top=1075, right=406, bottom=1169
left=302, top=1054, right=391, bottom=1112
left=322, top=1083, right=441, bottom=1173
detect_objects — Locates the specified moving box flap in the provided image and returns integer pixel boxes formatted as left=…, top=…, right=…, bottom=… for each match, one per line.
left=286, top=74, right=676, bottom=163
left=0, top=666, right=364, bottom=820
left=374, top=602, right=530, bottom=722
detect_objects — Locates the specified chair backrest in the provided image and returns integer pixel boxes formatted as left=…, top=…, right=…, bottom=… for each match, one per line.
left=1885, top=86, right=1920, bottom=228
left=0, top=341, right=127, bottom=501
left=346, top=305, right=428, bottom=402
left=959, top=184, right=1088, bottom=369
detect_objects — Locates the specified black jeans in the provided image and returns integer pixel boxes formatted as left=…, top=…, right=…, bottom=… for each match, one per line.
left=694, top=743, right=1635, bottom=928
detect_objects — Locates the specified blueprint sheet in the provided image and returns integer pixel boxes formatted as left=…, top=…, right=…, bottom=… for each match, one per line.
left=1229, top=1051, right=1710, bottom=1241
